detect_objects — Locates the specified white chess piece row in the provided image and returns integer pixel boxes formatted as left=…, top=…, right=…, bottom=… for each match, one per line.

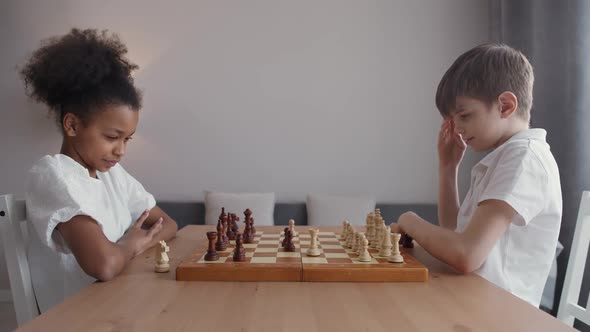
left=340, top=218, right=404, bottom=263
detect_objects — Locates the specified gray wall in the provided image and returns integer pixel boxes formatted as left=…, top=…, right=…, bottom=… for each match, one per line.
left=0, top=1, right=489, bottom=291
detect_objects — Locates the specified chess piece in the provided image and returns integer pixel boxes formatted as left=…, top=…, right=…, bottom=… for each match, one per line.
left=356, top=232, right=364, bottom=255
left=346, top=226, right=355, bottom=248
left=379, top=225, right=393, bottom=257
left=389, top=233, right=404, bottom=263
left=233, top=233, right=246, bottom=262
left=243, top=209, right=254, bottom=244
left=282, top=227, right=290, bottom=247
left=154, top=240, right=170, bottom=272
left=358, top=235, right=372, bottom=262
left=225, top=214, right=235, bottom=241
left=351, top=231, right=360, bottom=253
left=231, top=213, right=240, bottom=233
left=288, top=219, right=298, bottom=237
left=306, top=228, right=321, bottom=256
left=244, top=209, right=256, bottom=236
left=205, top=231, right=219, bottom=261
left=284, top=229, right=296, bottom=252
left=340, top=220, right=349, bottom=241
left=215, top=220, right=227, bottom=251
left=366, top=212, right=375, bottom=244
left=401, top=233, right=414, bottom=248
left=218, top=207, right=227, bottom=224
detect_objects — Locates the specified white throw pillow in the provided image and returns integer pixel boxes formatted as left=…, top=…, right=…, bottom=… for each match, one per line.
left=306, top=194, right=376, bottom=226
left=204, top=191, right=275, bottom=226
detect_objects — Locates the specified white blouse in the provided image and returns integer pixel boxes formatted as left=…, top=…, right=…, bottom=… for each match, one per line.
left=24, top=154, right=156, bottom=312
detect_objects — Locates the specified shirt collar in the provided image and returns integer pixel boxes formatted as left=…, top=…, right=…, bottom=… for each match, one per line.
left=54, top=153, right=95, bottom=178
left=476, top=128, right=547, bottom=168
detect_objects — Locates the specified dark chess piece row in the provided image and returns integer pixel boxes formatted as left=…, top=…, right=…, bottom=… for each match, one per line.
left=217, top=207, right=256, bottom=245
left=205, top=231, right=247, bottom=262
left=205, top=207, right=258, bottom=262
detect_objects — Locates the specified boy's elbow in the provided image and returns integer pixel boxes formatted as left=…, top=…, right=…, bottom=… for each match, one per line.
left=453, top=251, right=482, bottom=274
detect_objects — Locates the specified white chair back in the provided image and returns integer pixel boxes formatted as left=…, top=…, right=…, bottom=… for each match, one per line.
left=0, top=194, right=39, bottom=326
left=557, top=191, right=590, bottom=326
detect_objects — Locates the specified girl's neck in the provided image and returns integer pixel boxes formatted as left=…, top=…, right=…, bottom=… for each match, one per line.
left=60, top=140, right=97, bottom=178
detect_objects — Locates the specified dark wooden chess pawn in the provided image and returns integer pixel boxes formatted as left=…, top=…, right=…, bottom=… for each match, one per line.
left=243, top=208, right=256, bottom=236
left=243, top=212, right=254, bottom=244
left=233, top=233, right=246, bottom=262
left=215, top=220, right=227, bottom=251
left=284, top=229, right=296, bottom=252
left=221, top=217, right=229, bottom=246
left=219, top=207, right=227, bottom=222
left=400, top=233, right=414, bottom=248
left=281, top=227, right=289, bottom=247
left=205, top=231, right=219, bottom=261
left=225, top=214, right=236, bottom=241
left=231, top=213, right=240, bottom=234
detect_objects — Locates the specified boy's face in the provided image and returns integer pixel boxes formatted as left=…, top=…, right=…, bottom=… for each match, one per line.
left=449, top=96, right=506, bottom=152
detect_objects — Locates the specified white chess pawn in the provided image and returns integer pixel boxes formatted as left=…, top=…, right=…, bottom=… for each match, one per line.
left=379, top=225, right=393, bottom=257
left=155, top=240, right=170, bottom=273
left=366, top=213, right=375, bottom=244
left=346, top=226, right=356, bottom=248
left=357, top=232, right=365, bottom=255
left=389, top=233, right=404, bottom=263
left=288, top=219, right=298, bottom=237
left=340, top=220, right=349, bottom=241
left=306, top=228, right=321, bottom=256
left=358, top=235, right=372, bottom=262
left=351, top=231, right=360, bottom=252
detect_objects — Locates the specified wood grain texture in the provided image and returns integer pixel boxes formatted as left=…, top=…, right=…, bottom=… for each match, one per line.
left=16, top=226, right=575, bottom=332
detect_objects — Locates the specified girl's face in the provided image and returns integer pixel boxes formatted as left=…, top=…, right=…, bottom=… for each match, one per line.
left=65, top=104, right=138, bottom=178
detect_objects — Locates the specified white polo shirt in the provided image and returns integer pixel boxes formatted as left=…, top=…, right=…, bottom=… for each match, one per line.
left=456, top=129, right=562, bottom=307
left=25, top=154, right=156, bottom=312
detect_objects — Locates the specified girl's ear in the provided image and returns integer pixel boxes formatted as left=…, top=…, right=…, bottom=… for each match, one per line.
left=62, top=113, right=81, bottom=137
left=497, top=91, right=518, bottom=118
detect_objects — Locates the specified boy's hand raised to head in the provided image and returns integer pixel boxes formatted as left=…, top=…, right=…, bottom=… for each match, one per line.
left=438, top=119, right=466, bottom=171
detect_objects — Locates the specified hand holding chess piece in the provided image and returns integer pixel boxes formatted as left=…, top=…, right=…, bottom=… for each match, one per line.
left=154, top=240, right=170, bottom=273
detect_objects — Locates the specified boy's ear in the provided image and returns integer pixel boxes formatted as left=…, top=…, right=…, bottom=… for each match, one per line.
left=62, top=113, right=81, bottom=137
left=497, top=91, right=518, bottom=118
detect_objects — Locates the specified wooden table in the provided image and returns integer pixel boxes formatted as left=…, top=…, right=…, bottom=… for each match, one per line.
left=18, top=226, right=575, bottom=332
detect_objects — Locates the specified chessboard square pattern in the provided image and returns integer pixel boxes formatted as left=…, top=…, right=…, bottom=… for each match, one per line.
left=178, top=230, right=428, bottom=282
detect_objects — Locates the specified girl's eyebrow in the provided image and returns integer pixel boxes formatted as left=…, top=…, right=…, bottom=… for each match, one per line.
left=106, top=128, right=136, bottom=136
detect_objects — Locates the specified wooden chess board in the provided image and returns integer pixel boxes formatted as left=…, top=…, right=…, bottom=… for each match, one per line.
left=176, top=231, right=428, bottom=282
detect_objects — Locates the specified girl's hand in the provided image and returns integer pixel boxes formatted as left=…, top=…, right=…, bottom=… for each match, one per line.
left=437, top=119, right=466, bottom=171
left=119, top=210, right=163, bottom=256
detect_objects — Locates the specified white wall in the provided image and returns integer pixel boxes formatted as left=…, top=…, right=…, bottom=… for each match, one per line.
left=0, top=1, right=489, bottom=289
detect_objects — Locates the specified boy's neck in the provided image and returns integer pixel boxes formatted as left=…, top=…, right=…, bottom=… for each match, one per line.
left=494, top=120, right=530, bottom=149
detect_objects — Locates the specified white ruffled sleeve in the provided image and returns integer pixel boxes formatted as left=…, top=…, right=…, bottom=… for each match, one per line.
left=24, top=157, right=103, bottom=254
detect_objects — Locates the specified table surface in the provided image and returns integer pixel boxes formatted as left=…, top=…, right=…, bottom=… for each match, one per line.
left=18, top=225, right=575, bottom=332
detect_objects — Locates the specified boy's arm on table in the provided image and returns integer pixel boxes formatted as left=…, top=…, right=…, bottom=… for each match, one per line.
left=57, top=211, right=164, bottom=281
left=395, top=199, right=514, bottom=274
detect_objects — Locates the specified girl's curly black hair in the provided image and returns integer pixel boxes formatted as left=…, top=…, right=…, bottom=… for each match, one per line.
left=20, top=28, right=142, bottom=127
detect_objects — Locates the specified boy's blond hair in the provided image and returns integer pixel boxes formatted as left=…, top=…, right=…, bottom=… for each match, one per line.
left=435, top=44, right=534, bottom=122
